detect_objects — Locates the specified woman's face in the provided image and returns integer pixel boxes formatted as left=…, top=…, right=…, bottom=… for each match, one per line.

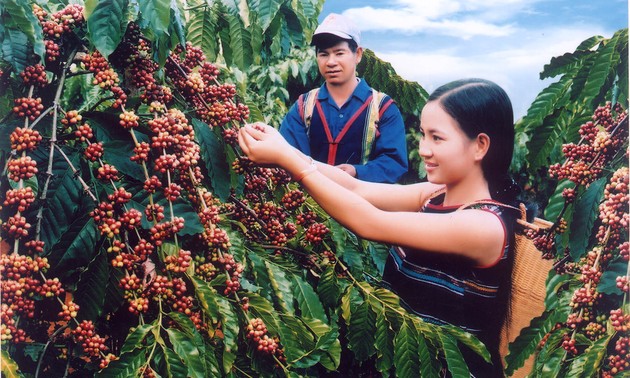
left=418, top=101, right=481, bottom=185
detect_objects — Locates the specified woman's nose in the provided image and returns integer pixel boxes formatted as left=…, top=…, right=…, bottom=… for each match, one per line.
left=418, top=140, right=431, bottom=157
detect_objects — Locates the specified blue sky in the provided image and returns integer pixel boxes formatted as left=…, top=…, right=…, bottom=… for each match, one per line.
left=320, top=0, right=628, bottom=119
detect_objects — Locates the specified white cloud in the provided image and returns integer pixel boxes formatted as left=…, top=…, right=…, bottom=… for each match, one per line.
left=341, top=0, right=541, bottom=38
left=374, top=25, right=611, bottom=118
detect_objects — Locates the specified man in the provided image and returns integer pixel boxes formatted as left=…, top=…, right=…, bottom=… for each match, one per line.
left=279, top=14, right=408, bottom=183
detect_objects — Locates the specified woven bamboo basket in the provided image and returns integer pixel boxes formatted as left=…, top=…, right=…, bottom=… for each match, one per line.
left=499, top=207, right=554, bottom=377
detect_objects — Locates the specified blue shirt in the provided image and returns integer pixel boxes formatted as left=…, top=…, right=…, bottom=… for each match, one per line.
left=280, top=79, right=408, bottom=183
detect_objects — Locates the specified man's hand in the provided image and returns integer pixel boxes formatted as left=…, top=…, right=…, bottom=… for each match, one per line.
left=336, top=163, right=357, bottom=177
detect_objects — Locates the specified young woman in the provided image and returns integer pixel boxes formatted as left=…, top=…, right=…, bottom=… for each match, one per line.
left=238, top=78, right=521, bottom=376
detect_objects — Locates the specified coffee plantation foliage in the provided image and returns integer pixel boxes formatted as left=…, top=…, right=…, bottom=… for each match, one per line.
left=0, top=1, right=627, bottom=377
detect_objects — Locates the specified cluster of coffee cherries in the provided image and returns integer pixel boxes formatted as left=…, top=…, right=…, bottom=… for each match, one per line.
left=604, top=334, right=630, bottom=377
left=546, top=105, right=628, bottom=375
left=33, top=4, right=84, bottom=67
left=164, top=43, right=250, bottom=128
left=549, top=103, right=627, bottom=188
left=0, top=254, right=51, bottom=342
left=4, top=102, right=46, bottom=244
left=596, top=167, right=628, bottom=246
left=246, top=318, right=285, bottom=361
left=80, top=50, right=127, bottom=108
left=12, top=97, right=44, bottom=122
left=211, top=253, right=244, bottom=295
left=20, top=64, right=48, bottom=87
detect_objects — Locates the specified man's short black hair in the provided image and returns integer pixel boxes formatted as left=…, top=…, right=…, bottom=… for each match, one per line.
left=312, top=33, right=358, bottom=53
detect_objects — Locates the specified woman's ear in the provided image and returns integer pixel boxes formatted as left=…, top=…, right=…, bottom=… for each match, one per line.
left=474, top=133, right=490, bottom=161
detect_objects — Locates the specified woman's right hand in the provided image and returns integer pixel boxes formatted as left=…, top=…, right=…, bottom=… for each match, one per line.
left=238, top=123, right=298, bottom=168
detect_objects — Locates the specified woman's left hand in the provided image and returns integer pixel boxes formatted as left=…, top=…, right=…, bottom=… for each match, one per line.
left=238, top=123, right=296, bottom=168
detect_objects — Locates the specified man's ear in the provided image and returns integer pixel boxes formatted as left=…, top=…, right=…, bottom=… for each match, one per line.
left=355, top=47, right=363, bottom=63
left=474, top=133, right=490, bottom=161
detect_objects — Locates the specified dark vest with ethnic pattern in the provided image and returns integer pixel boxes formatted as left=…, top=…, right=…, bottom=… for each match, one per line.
left=298, top=88, right=393, bottom=166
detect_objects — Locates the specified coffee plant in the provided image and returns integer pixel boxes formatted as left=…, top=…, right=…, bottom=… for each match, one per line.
left=505, top=30, right=629, bottom=377
left=0, top=2, right=488, bottom=377
left=0, top=1, right=627, bottom=377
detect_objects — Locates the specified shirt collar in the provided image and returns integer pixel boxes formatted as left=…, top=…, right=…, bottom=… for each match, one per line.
left=318, top=78, right=371, bottom=103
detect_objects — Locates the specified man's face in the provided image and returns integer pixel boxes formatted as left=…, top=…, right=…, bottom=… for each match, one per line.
left=316, top=41, right=362, bottom=87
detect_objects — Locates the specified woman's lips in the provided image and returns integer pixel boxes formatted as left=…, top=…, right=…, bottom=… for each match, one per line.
left=425, top=162, right=437, bottom=172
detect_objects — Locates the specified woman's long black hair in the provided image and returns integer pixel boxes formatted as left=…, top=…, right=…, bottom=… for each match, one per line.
left=428, top=78, right=521, bottom=206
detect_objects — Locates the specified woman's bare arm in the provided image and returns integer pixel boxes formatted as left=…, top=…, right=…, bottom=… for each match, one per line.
left=238, top=124, right=505, bottom=265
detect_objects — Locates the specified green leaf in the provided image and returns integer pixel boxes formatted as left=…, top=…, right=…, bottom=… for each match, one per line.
left=102, top=140, right=145, bottom=181
left=374, top=306, right=394, bottom=373
left=438, top=332, right=470, bottom=378
left=302, top=317, right=341, bottom=370
left=540, top=51, right=591, bottom=80
left=169, top=0, right=187, bottom=49
left=186, top=1, right=218, bottom=60
left=599, top=260, right=629, bottom=295
left=442, top=325, right=490, bottom=363
left=191, top=119, right=232, bottom=201
left=156, top=342, right=189, bottom=378
left=277, top=314, right=315, bottom=367
left=526, top=112, right=566, bottom=170
left=104, top=266, right=125, bottom=315
left=138, top=0, right=170, bottom=36
left=521, top=78, right=572, bottom=132
left=1, top=28, right=30, bottom=82
left=168, top=199, right=205, bottom=236
left=40, top=158, right=86, bottom=249
left=504, top=309, right=568, bottom=376
left=247, top=292, right=281, bottom=335
left=582, top=33, right=620, bottom=106
left=317, top=266, right=341, bottom=308
left=120, top=323, right=157, bottom=355
left=215, top=295, right=239, bottom=373
left=227, top=11, right=252, bottom=70
left=393, top=320, right=420, bottom=377
left=368, top=242, right=389, bottom=275
left=3, top=0, right=44, bottom=60
left=347, top=301, right=376, bottom=362
left=191, top=276, right=220, bottom=324
left=265, top=261, right=294, bottom=313
left=74, top=250, right=108, bottom=321
left=96, top=348, right=145, bottom=377
left=415, top=325, right=440, bottom=378
left=574, top=334, right=611, bottom=377
left=576, top=35, right=607, bottom=51
left=247, top=251, right=275, bottom=302
left=292, top=275, right=327, bottom=322
left=536, top=334, right=567, bottom=377
left=330, top=224, right=363, bottom=273
left=544, top=179, right=574, bottom=221
left=47, top=217, right=100, bottom=281
left=254, top=0, right=283, bottom=33
left=0, top=349, right=23, bottom=378
left=340, top=285, right=362, bottom=325
left=86, top=0, right=129, bottom=58
left=165, top=328, right=205, bottom=378
left=569, top=177, right=605, bottom=260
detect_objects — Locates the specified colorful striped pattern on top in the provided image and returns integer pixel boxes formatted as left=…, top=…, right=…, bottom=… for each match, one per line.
left=381, top=193, right=517, bottom=377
